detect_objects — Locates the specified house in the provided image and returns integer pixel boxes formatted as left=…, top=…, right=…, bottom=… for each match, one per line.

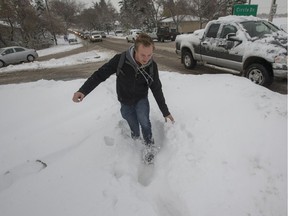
left=160, top=15, right=208, bottom=33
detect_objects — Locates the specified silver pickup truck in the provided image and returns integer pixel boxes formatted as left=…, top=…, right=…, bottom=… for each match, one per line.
left=175, top=15, right=287, bottom=87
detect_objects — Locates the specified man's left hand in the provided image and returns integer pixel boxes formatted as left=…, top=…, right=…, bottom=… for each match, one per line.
left=165, top=114, right=175, bottom=123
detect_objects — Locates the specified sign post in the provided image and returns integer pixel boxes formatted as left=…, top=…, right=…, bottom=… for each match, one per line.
left=268, top=0, right=277, bottom=22
left=233, top=4, right=258, bottom=16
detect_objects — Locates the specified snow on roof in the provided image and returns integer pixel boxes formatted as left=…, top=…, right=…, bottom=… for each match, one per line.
left=161, top=15, right=200, bottom=23
left=217, top=15, right=262, bottom=23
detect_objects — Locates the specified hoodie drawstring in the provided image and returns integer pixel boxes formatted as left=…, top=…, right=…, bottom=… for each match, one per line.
left=138, top=67, right=154, bottom=86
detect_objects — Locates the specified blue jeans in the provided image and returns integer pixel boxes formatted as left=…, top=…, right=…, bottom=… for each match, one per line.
left=120, top=97, right=153, bottom=145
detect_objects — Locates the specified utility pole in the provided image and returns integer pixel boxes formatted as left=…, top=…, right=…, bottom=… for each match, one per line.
left=268, top=0, right=277, bottom=22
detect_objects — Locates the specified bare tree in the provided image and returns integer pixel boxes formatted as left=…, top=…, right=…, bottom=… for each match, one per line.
left=0, top=0, right=55, bottom=47
left=77, top=8, right=100, bottom=31
left=0, top=0, right=18, bottom=43
left=118, top=0, right=165, bottom=30
left=161, top=0, right=191, bottom=31
left=76, top=0, right=117, bottom=33
left=12, top=0, right=48, bottom=47
left=187, top=0, right=218, bottom=28
left=142, top=0, right=164, bottom=30
left=49, top=0, right=82, bottom=31
left=186, top=0, right=247, bottom=28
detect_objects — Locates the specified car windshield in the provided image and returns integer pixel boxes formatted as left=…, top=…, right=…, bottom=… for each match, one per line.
left=241, top=20, right=280, bottom=38
left=0, top=48, right=4, bottom=53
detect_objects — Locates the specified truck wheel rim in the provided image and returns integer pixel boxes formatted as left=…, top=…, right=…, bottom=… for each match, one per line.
left=184, top=56, right=191, bottom=67
left=248, top=69, right=263, bottom=84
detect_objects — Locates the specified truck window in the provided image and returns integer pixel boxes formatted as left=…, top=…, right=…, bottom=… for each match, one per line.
left=220, top=25, right=237, bottom=38
left=206, top=24, right=220, bottom=38
left=241, top=21, right=279, bottom=38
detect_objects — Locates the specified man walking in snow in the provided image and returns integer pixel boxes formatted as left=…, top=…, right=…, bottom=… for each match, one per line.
left=72, top=33, right=174, bottom=161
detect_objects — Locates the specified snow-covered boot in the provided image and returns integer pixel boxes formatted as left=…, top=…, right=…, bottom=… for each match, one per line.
left=142, top=144, right=160, bottom=165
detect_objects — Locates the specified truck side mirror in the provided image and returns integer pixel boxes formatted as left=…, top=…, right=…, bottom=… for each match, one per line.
left=227, top=33, right=242, bottom=42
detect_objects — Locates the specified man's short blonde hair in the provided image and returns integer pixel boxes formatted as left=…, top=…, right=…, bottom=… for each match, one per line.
left=135, top=33, right=155, bottom=51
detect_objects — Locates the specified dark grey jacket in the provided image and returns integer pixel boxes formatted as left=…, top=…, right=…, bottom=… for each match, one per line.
left=78, top=46, right=170, bottom=117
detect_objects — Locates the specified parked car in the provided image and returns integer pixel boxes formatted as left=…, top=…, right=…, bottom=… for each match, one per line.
left=90, top=31, right=102, bottom=42
left=83, top=31, right=90, bottom=40
left=126, top=29, right=142, bottom=42
left=68, top=34, right=78, bottom=44
left=0, top=46, right=38, bottom=68
left=99, top=31, right=106, bottom=38
left=148, top=27, right=179, bottom=42
left=115, top=30, right=124, bottom=37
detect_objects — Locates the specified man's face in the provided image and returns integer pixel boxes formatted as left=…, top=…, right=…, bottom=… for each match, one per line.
left=134, top=44, right=153, bottom=65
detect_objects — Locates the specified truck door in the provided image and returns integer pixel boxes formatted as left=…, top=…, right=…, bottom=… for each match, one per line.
left=200, top=23, right=220, bottom=65
left=216, top=24, right=242, bottom=70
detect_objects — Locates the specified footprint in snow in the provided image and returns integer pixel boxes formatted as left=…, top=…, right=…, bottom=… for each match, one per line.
left=0, top=160, right=47, bottom=192
left=104, top=136, right=115, bottom=146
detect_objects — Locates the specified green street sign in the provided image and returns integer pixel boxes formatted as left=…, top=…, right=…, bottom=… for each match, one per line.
left=233, top=4, right=258, bottom=16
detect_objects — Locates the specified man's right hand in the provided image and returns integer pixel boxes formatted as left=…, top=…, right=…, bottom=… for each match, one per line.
left=72, top=92, right=85, bottom=103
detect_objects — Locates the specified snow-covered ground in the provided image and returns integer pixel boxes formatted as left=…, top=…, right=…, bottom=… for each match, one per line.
left=0, top=18, right=287, bottom=216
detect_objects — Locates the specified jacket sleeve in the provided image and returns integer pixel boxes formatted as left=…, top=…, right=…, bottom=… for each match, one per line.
left=78, top=54, right=120, bottom=96
left=149, top=62, right=170, bottom=117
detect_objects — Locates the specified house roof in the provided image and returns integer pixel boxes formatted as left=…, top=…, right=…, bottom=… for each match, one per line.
left=161, top=15, right=200, bottom=23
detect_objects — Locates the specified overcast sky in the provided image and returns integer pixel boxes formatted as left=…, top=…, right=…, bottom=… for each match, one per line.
left=77, top=0, right=287, bottom=14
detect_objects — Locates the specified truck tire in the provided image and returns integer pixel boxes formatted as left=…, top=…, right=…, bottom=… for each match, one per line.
left=245, top=63, right=273, bottom=87
left=183, top=51, right=197, bottom=69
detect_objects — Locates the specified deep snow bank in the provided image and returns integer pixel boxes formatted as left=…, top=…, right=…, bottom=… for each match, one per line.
left=0, top=72, right=286, bottom=216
